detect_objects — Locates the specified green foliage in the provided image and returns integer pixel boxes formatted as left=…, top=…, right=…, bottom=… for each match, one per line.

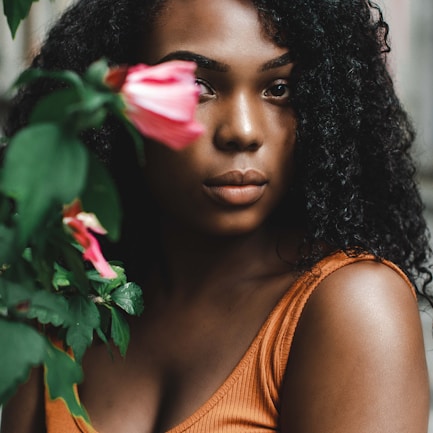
left=2, top=0, right=39, bottom=38
left=0, top=320, right=47, bottom=403
left=0, top=3, right=147, bottom=422
left=65, top=295, right=101, bottom=363
left=44, top=342, right=89, bottom=421
left=26, top=290, right=72, bottom=326
left=82, top=154, right=122, bottom=242
left=111, top=282, right=145, bottom=316
left=1, top=124, right=88, bottom=247
left=110, top=307, right=130, bottom=357
left=0, top=57, right=145, bottom=420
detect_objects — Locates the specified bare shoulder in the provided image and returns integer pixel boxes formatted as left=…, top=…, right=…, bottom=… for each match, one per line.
left=298, top=260, right=423, bottom=357
left=0, top=366, right=46, bottom=433
left=280, top=259, right=430, bottom=433
left=311, top=259, right=418, bottom=323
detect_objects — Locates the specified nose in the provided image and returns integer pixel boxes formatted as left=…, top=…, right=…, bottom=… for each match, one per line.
left=214, top=92, right=263, bottom=152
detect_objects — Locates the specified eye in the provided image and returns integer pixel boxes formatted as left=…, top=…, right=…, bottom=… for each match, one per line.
left=195, top=78, right=215, bottom=101
left=264, top=81, right=290, bottom=101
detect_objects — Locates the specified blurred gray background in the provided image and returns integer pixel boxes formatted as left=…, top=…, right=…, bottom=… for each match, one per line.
left=1, top=0, right=432, bottom=430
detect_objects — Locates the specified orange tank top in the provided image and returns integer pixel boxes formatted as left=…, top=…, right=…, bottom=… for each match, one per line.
left=45, top=251, right=415, bottom=432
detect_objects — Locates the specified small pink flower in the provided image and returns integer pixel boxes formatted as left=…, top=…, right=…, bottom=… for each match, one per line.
left=63, top=199, right=117, bottom=279
left=105, top=61, right=204, bottom=150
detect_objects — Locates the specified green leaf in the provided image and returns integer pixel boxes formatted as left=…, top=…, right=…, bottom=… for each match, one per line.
left=44, top=341, right=89, bottom=422
left=0, top=224, right=18, bottom=265
left=0, top=259, right=39, bottom=312
left=0, top=275, right=34, bottom=308
left=27, top=290, right=71, bottom=327
left=88, top=265, right=127, bottom=298
left=120, top=118, right=146, bottom=167
left=2, top=0, right=39, bottom=38
left=26, top=240, right=59, bottom=291
left=81, top=154, right=122, bottom=241
left=0, top=191, right=14, bottom=222
left=95, top=325, right=109, bottom=345
left=17, top=66, right=118, bottom=133
left=83, top=59, right=110, bottom=89
left=0, top=191, right=21, bottom=262
left=30, top=88, right=82, bottom=125
left=14, top=68, right=84, bottom=91
left=54, top=242, right=90, bottom=295
left=66, top=295, right=100, bottom=362
left=110, top=307, right=129, bottom=357
left=88, top=264, right=126, bottom=285
left=70, top=88, right=111, bottom=131
left=111, top=282, right=144, bottom=316
left=0, top=320, right=47, bottom=404
left=0, top=123, right=88, bottom=245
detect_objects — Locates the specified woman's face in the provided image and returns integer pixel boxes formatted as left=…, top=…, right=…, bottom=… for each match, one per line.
left=141, top=0, right=297, bottom=236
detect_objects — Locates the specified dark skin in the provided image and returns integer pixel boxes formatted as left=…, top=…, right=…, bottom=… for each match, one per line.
left=1, top=1, right=429, bottom=432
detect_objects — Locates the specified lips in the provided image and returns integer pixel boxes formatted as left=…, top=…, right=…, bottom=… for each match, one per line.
left=203, top=169, right=268, bottom=206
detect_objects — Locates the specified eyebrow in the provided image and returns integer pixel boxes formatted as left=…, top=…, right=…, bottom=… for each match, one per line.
left=157, top=50, right=293, bottom=73
left=260, top=52, right=293, bottom=72
left=157, top=50, right=229, bottom=72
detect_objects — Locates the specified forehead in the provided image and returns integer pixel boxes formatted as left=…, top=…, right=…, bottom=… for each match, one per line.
left=142, top=0, right=286, bottom=64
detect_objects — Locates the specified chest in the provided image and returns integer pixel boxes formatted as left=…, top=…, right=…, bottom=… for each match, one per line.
left=78, top=276, right=294, bottom=433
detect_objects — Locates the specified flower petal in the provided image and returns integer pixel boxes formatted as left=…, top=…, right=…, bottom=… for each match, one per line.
left=104, top=66, right=129, bottom=92
left=63, top=198, right=82, bottom=219
left=123, top=81, right=199, bottom=122
left=126, top=61, right=197, bottom=83
left=82, top=233, right=117, bottom=279
left=127, top=106, right=204, bottom=150
left=76, top=212, right=107, bottom=235
left=63, top=200, right=116, bottom=279
left=106, top=61, right=204, bottom=150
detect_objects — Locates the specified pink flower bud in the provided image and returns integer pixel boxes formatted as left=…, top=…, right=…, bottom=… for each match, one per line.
left=105, top=61, right=204, bottom=150
left=63, top=199, right=117, bottom=279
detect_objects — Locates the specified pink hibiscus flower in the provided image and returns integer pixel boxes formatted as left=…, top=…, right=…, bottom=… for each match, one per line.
left=105, top=60, right=204, bottom=150
left=63, top=199, right=116, bottom=279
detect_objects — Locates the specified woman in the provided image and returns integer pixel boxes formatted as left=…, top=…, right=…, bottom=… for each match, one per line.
left=1, top=0, right=431, bottom=432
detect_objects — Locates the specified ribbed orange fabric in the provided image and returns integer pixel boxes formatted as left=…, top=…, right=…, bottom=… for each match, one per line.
left=45, top=251, right=415, bottom=432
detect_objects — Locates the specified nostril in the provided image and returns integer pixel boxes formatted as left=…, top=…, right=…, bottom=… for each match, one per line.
left=215, top=138, right=262, bottom=152
left=214, top=125, right=263, bottom=152
left=246, top=141, right=261, bottom=151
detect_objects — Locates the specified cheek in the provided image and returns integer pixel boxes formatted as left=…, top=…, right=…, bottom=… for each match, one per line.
left=142, top=143, right=205, bottom=213
left=272, top=114, right=297, bottom=184
left=264, top=116, right=297, bottom=210
left=268, top=156, right=295, bottom=213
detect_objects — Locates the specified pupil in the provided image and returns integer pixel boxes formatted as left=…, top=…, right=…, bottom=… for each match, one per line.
left=272, top=84, right=286, bottom=97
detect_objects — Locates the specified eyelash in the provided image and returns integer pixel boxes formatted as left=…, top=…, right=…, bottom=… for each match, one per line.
left=263, top=80, right=290, bottom=101
left=194, top=78, right=290, bottom=103
left=195, top=78, right=215, bottom=100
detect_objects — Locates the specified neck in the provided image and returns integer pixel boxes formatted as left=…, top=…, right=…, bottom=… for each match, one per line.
left=152, top=218, right=301, bottom=296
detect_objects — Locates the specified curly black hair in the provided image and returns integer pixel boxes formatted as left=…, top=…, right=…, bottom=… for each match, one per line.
left=3, top=0, right=432, bottom=302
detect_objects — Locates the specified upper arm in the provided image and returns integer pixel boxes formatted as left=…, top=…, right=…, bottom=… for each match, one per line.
left=1, top=366, right=46, bottom=433
left=280, top=261, right=430, bottom=433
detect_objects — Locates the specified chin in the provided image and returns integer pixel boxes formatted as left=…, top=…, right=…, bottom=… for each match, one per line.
left=195, top=213, right=268, bottom=237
